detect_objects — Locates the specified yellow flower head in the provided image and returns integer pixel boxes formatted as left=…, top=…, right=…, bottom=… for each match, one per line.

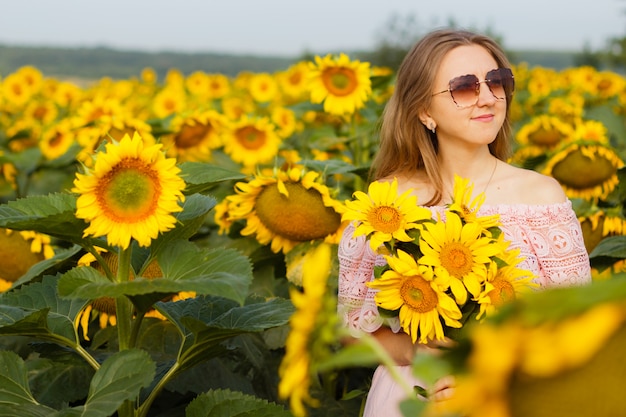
left=476, top=243, right=538, bottom=320
left=419, top=211, right=506, bottom=304
left=543, top=143, right=624, bottom=200
left=343, top=178, right=432, bottom=252
left=367, top=249, right=462, bottom=343
left=223, top=115, right=282, bottom=168
left=447, top=175, right=501, bottom=232
left=162, top=110, right=227, bottom=162
left=227, top=167, right=345, bottom=254
left=515, top=115, right=575, bottom=149
left=72, top=132, right=186, bottom=249
left=279, top=243, right=333, bottom=416
left=307, top=53, right=372, bottom=115
left=248, top=72, right=279, bottom=103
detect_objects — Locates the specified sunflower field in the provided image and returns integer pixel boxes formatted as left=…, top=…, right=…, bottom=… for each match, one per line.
left=1, top=53, right=626, bottom=417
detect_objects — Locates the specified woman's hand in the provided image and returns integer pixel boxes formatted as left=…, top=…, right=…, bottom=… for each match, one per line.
left=430, top=375, right=455, bottom=402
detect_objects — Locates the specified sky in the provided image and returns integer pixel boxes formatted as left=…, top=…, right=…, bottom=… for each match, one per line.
left=1, top=0, right=625, bottom=57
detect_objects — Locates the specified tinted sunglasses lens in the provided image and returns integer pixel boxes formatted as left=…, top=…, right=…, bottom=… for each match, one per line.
left=449, top=74, right=479, bottom=107
left=486, top=68, right=514, bottom=99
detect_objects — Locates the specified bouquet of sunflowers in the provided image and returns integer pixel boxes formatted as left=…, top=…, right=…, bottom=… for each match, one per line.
left=342, top=176, right=538, bottom=344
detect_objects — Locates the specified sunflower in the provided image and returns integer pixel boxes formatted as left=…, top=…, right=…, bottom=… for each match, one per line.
left=342, top=178, right=432, bottom=252
left=270, top=106, right=298, bottom=139
left=72, top=132, right=186, bottom=249
left=572, top=119, right=609, bottom=143
left=447, top=175, right=501, bottom=232
left=74, top=251, right=195, bottom=340
left=39, top=118, right=77, bottom=160
left=223, top=115, right=282, bottom=168
left=475, top=242, right=538, bottom=320
left=248, top=72, right=279, bottom=103
left=0, top=228, right=55, bottom=291
left=1, top=71, right=36, bottom=108
left=514, top=115, right=575, bottom=149
left=162, top=110, right=226, bottom=162
left=543, top=142, right=624, bottom=200
left=307, top=53, right=372, bottom=115
left=279, top=243, right=335, bottom=417
left=185, top=71, right=210, bottom=97
left=152, top=86, right=186, bottom=119
left=226, top=167, right=345, bottom=254
left=277, top=61, right=311, bottom=102
left=367, top=249, right=462, bottom=344
left=418, top=211, right=506, bottom=304
left=206, top=73, right=231, bottom=99
left=579, top=209, right=626, bottom=253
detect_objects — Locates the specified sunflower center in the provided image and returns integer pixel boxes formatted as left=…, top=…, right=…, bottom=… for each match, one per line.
left=176, top=124, right=211, bottom=149
left=235, top=126, right=267, bottom=150
left=255, top=182, right=341, bottom=241
left=439, top=242, right=473, bottom=277
left=98, top=159, right=160, bottom=223
left=551, top=148, right=616, bottom=189
left=400, top=275, right=438, bottom=313
left=367, top=206, right=401, bottom=233
left=322, top=68, right=357, bottom=97
left=488, top=278, right=515, bottom=307
left=529, top=129, right=563, bottom=147
left=91, top=296, right=117, bottom=315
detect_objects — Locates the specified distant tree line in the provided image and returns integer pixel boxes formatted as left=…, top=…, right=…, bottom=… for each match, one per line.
left=1, top=12, right=625, bottom=81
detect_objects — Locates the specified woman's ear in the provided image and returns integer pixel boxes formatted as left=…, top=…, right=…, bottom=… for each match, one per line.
left=419, top=110, right=436, bottom=132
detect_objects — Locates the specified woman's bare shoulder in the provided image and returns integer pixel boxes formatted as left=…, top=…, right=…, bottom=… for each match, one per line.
left=492, top=164, right=567, bottom=205
left=380, top=171, right=434, bottom=203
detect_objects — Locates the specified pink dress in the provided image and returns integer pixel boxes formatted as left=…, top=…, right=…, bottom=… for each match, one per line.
left=337, top=201, right=592, bottom=417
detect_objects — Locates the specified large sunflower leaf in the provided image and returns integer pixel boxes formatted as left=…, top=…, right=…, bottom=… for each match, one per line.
left=81, top=349, right=155, bottom=417
left=589, top=235, right=626, bottom=271
left=179, top=163, right=246, bottom=195
left=156, top=295, right=293, bottom=373
left=11, top=244, right=83, bottom=289
left=43, top=349, right=156, bottom=417
left=0, top=350, right=41, bottom=405
left=0, top=193, right=87, bottom=243
left=0, top=275, right=88, bottom=344
left=58, top=241, right=253, bottom=305
left=27, top=348, right=94, bottom=409
left=185, top=389, right=292, bottom=417
left=149, top=193, right=217, bottom=258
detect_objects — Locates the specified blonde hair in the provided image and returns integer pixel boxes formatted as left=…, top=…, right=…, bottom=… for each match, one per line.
left=371, top=28, right=514, bottom=205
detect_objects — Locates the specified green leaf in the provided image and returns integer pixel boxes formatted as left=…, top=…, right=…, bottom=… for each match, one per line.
left=589, top=235, right=626, bottom=260
left=0, top=193, right=87, bottom=244
left=315, top=343, right=381, bottom=372
left=149, top=194, right=217, bottom=258
left=79, top=349, right=155, bottom=417
left=156, top=296, right=293, bottom=373
left=11, top=245, right=83, bottom=289
left=0, top=350, right=40, bottom=405
left=185, top=388, right=292, bottom=417
left=0, top=275, right=88, bottom=344
left=179, top=162, right=246, bottom=195
left=0, top=403, right=56, bottom=417
left=27, top=353, right=93, bottom=408
left=58, top=241, right=254, bottom=306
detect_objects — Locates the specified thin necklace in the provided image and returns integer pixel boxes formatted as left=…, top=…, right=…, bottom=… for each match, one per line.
left=483, top=158, right=498, bottom=194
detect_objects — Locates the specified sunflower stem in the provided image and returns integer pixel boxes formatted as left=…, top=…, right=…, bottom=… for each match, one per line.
left=116, top=246, right=134, bottom=351
left=137, top=361, right=181, bottom=417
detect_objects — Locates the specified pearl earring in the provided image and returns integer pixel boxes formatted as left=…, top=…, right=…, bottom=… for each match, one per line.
left=429, top=123, right=436, bottom=134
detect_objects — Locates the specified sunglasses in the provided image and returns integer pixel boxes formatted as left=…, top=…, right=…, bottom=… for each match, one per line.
left=432, top=68, right=515, bottom=108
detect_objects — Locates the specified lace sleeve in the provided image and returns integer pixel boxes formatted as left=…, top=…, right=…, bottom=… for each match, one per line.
left=497, top=201, right=592, bottom=287
left=337, top=222, right=401, bottom=336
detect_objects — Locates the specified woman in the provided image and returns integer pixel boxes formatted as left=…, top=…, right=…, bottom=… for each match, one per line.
left=337, top=28, right=592, bottom=417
